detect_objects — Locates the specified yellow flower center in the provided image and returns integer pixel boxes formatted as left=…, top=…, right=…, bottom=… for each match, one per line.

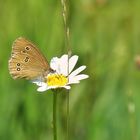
left=46, top=74, right=68, bottom=87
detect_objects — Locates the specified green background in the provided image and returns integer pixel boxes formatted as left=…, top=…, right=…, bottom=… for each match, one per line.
left=0, top=0, right=140, bottom=140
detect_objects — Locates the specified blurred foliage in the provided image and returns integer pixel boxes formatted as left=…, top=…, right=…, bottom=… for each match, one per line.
left=0, top=0, right=140, bottom=140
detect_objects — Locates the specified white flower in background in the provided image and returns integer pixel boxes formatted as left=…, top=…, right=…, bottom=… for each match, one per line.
left=32, top=54, right=89, bottom=92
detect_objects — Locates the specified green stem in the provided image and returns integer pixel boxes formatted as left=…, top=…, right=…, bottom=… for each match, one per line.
left=61, top=0, right=71, bottom=140
left=53, top=92, right=57, bottom=140
left=66, top=92, right=69, bottom=140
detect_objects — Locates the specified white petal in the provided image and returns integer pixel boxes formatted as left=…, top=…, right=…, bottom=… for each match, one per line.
left=50, top=57, right=61, bottom=73
left=68, top=75, right=80, bottom=84
left=74, top=74, right=89, bottom=81
left=69, top=55, right=78, bottom=73
left=68, top=78, right=80, bottom=84
left=37, top=85, right=48, bottom=92
left=63, top=85, right=71, bottom=89
left=32, top=80, right=46, bottom=87
left=59, top=55, right=68, bottom=76
left=69, top=65, right=86, bottom=78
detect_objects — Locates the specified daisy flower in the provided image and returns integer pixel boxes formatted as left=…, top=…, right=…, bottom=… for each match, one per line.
left=32, top=54, right=89, bottom=92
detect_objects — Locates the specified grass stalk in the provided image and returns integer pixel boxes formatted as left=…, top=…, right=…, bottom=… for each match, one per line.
left=61, top=0, right=71, bottom=140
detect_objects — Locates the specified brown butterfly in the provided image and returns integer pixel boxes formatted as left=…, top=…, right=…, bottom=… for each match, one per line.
left=8, top=37, right=53, bottom=80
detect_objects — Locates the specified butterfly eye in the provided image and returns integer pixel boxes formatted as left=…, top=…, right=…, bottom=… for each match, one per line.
left=17, top=63, right=20, bottom=66
left=25, top=46, right=30, bottom=50
left=17, top=68, right=20, bottom=71
left=24, top=57, right=29, bottom=62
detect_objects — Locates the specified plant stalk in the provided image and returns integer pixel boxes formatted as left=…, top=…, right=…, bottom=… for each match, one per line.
left=53, top=92, right=57, bottom=140
left=61, top=0, right=71, bottom=140
left=66, top=92, right=69, bottom=140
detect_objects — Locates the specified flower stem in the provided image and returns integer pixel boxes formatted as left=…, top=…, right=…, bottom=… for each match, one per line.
left=66, top=92, right=69, bottom=140
left=53, top=92, right=57, bottom=140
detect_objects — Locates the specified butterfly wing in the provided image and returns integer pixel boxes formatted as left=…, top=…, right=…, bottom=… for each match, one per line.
left=9, top=37, right=50, bottom=80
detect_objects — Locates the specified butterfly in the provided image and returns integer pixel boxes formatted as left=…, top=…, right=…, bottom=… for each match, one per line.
left=8, top=37, right=53, bottom=80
